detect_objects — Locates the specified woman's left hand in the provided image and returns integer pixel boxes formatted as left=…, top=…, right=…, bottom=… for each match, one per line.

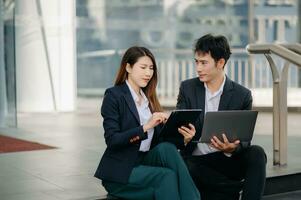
left=178, top=123, right=196, bottom=145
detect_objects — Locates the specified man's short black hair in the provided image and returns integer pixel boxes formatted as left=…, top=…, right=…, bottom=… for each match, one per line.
left=194, top=34, right=232, bottom=64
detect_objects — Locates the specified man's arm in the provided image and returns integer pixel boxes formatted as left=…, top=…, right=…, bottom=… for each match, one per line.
left=233, top=90, right=253, bottom=154
left=176, top=82, right=188, bottom=109
left=243, top=90, right=253, bottom=110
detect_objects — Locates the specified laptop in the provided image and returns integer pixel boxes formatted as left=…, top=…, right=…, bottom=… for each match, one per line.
left=200, top=110, right=258, bottom=143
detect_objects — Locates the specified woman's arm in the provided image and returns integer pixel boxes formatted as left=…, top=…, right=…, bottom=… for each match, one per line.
left=101, top=89, right=147, bottom=150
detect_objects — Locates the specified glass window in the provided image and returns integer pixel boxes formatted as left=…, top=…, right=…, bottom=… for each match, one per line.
left=0, top=0, right=17, bottom=128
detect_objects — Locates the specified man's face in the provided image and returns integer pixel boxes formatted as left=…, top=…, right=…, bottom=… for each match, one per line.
left=194, top=51, right=224, bottom=83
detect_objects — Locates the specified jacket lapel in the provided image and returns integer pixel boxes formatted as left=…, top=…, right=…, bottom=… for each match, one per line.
left=121, top=84, right=140, bottom=124
left=195, top=78, right=205, bottom=110
left=193, top=79, right=205, bottom=141
left=218, top=76, right=234, bottom=111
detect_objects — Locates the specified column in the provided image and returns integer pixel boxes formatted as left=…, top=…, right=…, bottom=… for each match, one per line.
left=0, top=0, right=6, bottom=126
left=275, top=18, right=286, bottom=43
left=256, top=16, right=266, bottom=43
left=15, top=0, right=76, bottom=112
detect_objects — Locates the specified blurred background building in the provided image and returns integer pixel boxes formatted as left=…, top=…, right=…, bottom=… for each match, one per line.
left=0, top=0, right=300, bottom=128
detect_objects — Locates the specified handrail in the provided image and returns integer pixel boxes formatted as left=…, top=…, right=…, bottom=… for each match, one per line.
left=281, top=44, right=301, bottom=55
left=78, top=48, right=249, bottom=59
left=246, top=43, right=301, bottom=166
left=246, top=44, right=301, bottom=67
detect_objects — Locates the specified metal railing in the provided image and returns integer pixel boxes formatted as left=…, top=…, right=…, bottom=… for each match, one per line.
left=78, top=48, right=301, bottom=107
left=153, top=49, right=300, bottom=106
left=247, top=43, right=301, bottom=166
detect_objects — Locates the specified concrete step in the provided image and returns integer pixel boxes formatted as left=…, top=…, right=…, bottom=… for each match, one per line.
left=95, top=172, right=301, bottom=200
left=263, top=190, right=301, bottom=200
left=264, top=172, right=301, bottom=195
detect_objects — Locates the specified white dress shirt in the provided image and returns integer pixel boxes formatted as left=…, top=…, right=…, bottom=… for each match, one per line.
left=126, top=81, right=154, bottom=152
left=192, top=76, right=226, bottom=156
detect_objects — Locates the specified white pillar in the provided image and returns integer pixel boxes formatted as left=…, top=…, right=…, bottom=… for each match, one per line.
left=256, top=16, right=266, bottom=43
left=88, top=0, right=106, bottom=43
left=15, top=0, right=76, bottom=112
left=275, top=17, right=286, bottom=43
left=0, top=0, right=7, bottom=125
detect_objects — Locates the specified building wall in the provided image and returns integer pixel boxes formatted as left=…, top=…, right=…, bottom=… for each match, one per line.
left=76, top=0, right=300, bottom=95
left=0, top=0, right=17, bottom=127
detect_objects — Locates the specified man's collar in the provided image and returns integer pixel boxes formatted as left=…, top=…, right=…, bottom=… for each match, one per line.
left=204, top=74, right=226, bottom=96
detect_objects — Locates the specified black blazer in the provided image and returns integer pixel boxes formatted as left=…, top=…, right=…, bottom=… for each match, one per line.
left=176, top=76, right=253, bottom=155
left=94, top=83, right=162, bottom=184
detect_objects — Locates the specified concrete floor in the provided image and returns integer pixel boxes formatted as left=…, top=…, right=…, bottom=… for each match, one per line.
left=0, top=97, right=301, bottom=200
left=263, top=191, right=301, bottom=200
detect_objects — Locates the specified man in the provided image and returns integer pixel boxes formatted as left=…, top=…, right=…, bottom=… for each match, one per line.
left=176, top=34, right=266, bottom=200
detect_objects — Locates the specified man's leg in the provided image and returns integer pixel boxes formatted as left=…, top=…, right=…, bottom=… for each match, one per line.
left=184, top=145, right=266, bottom=200
left=184, top=153, right=242, bottom=200
left=206, top=145, right=267, bottom=200
left=237, top=145, right=266, bottom=200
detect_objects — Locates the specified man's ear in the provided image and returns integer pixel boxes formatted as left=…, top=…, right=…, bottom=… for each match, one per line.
left=217, top=58, right=225, bottom=70
left=125, top=63, right=131, bottom=73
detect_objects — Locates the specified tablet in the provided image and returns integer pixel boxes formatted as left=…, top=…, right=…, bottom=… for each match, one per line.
left=160, top=109, right=202, bottom=140
left=200, top=110, right=258, bottom=143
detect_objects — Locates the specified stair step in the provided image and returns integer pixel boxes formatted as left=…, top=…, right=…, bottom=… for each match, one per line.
left=263, top=190, right=301, bottom=200
left=264, top=172, right=301, bottom=195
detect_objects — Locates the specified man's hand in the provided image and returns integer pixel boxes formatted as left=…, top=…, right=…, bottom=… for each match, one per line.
left=178, top=123, right=196, bottom=145
left=210, top=133, right=240, bottom=153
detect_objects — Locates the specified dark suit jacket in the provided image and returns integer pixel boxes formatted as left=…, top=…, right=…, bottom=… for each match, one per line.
left=176, top=76, right=252, bottom=155
left=94, top=83, right=162, bottom=184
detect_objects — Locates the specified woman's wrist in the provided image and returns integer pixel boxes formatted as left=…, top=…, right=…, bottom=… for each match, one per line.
left=143, top=124, right=150, bottom=132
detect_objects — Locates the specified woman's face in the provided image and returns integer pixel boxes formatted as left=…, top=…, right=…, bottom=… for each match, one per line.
left=126, top=56, right=154, bottom=92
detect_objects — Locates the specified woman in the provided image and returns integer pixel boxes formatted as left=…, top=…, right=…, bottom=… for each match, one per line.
left=94, top=46, right=200, bottom=200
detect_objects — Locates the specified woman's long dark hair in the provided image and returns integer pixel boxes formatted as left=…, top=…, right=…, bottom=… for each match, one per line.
left=114, top=46, right=162, bottom=112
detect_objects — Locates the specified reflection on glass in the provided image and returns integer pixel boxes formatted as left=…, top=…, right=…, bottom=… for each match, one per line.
left=0, top=0, right=16, bottom=127
left=76, top=0, right=299, bottom=100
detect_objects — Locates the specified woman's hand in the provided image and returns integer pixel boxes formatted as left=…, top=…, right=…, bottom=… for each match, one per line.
left=143, top=112, right=168, bottom=132
left=178, top=123, right=196, bottom=145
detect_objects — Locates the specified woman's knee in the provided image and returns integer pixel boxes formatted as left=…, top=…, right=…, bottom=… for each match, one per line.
left=155, top=142, right=177, bottom=154
left=160, top=168, right=177, bottom=183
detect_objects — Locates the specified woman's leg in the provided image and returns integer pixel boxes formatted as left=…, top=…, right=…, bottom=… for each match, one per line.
left=103, top=165, right=180, bottom=200
left=142, top=142, right=200, bottom=200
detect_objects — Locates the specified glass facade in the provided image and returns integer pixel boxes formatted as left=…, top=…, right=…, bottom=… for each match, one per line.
left=0, top=0, right=300, bottom=127
left=0, top=0, right=16, bottom=127
left=76, top=0, right=249, bottom=93
left=76, top=0, right=300, bottom=96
